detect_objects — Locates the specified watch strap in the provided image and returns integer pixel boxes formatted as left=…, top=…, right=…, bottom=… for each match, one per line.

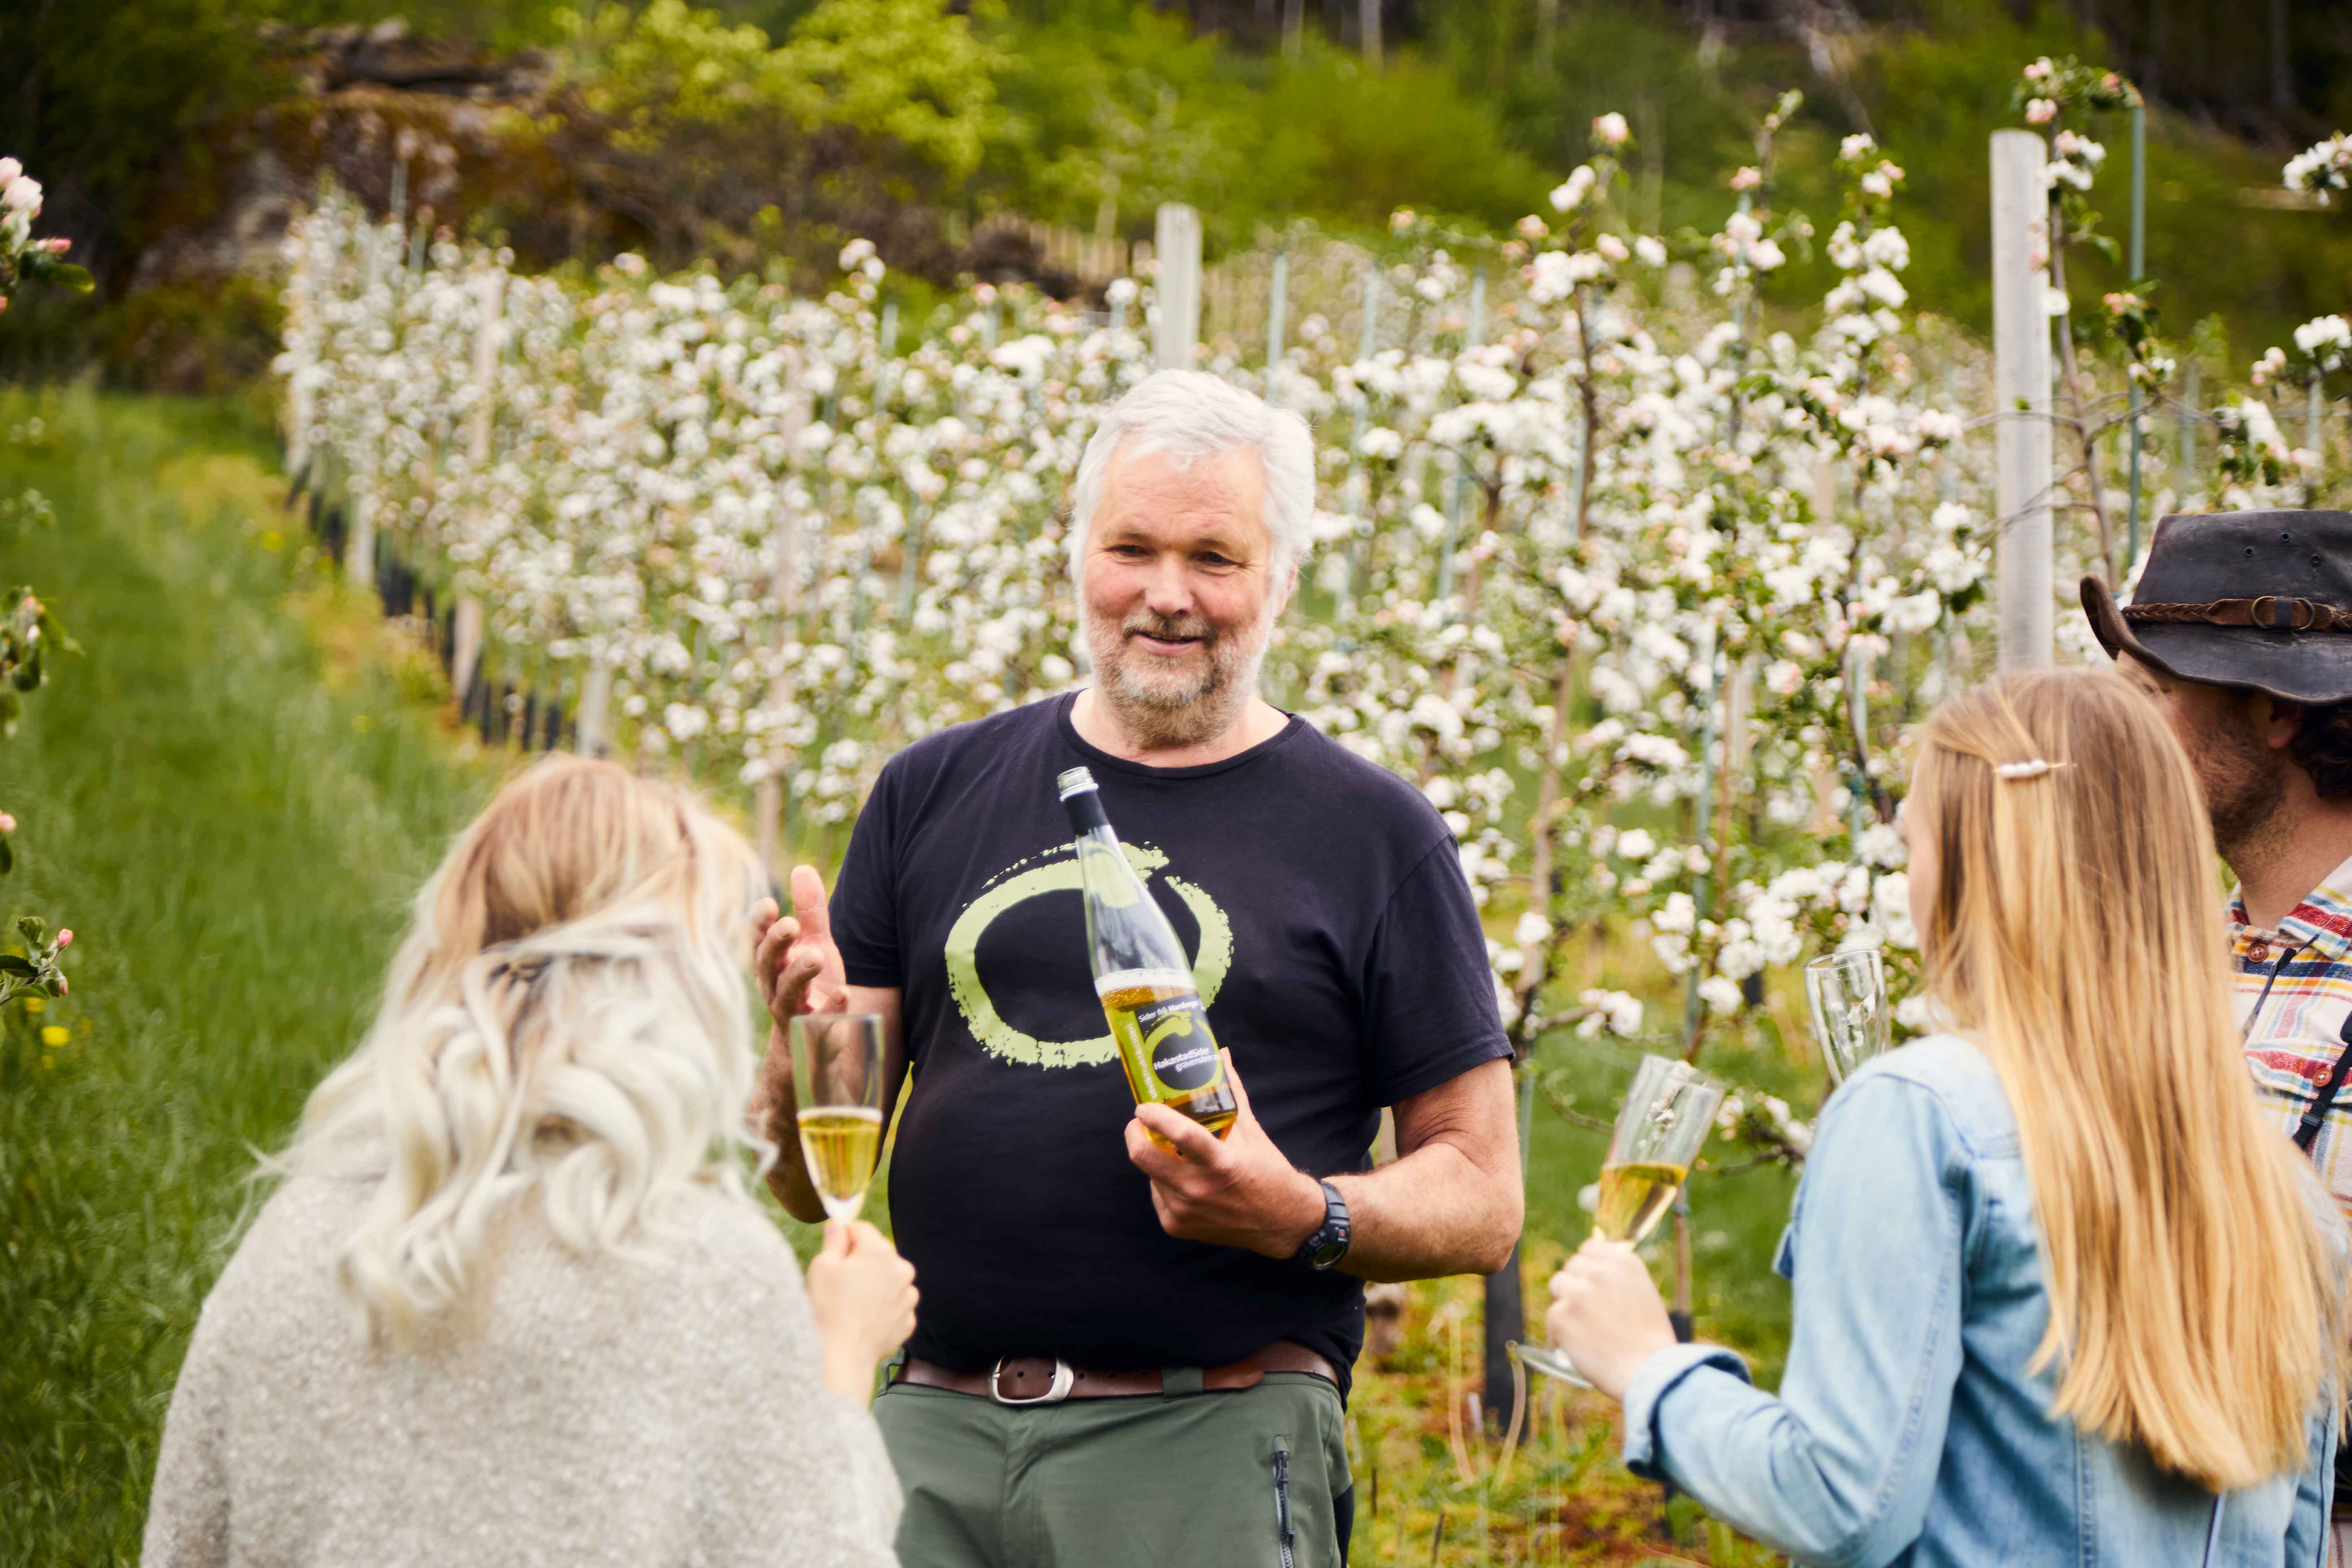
left=1298, top=1178, right=1350, bottom=1269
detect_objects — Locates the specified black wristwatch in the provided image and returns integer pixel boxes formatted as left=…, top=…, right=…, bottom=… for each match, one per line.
left=1295, top=1178, right=1350, bottom=1270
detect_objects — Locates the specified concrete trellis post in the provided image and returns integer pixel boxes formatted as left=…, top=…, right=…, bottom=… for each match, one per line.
left=345, top=494, right=378, bottom=592
left=1263, top=250, right=1289, bottom=403
left=1153, top=204, right=1202, bottom=372
left=1990, top=129, right=2055, bottom=672
left=2181, top=362, right=2200, bottom=497
left=574, top=657, right=613, bottom=759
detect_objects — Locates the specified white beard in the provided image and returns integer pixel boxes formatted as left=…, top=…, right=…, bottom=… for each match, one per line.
left=1081, top=595, right=1278, bottom=751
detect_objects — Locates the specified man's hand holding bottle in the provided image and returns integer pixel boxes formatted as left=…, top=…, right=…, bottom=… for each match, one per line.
left=1124, top=1049, right=1328, bottom=1258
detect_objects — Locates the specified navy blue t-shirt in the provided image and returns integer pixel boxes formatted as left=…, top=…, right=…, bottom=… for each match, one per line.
left=829, top=693, right=1510, bottom=1388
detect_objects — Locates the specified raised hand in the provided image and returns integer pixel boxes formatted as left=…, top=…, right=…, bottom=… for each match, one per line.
left=1124, top=1050, right=1327, bottom=1259
left=748, top=866, right=851, bottom=1197
left=755, top=863, right=848, bottom=1029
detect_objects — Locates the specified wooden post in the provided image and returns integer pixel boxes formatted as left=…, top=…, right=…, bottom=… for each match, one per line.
left=1991, top=129, right=2054, bottom=672
left=1153, top=204, right=1202, bottom=372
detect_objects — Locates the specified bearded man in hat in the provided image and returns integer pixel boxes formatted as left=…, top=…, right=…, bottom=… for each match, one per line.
left=2085, top=513, right=2352, bottom=1556
left=2083, top=513, right=2352, bottom=1187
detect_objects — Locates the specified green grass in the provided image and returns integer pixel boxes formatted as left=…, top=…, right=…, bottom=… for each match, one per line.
left=0, top=388, right=506, bottom=1561
left=0, top=389, right=1804, bottom=1565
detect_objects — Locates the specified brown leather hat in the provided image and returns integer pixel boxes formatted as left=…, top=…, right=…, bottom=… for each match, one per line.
left=2081, top=510, right=2352, bottom=706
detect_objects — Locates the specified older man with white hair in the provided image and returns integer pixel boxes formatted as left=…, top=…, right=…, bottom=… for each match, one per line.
left=752, top=370, right=1522, bottom=1568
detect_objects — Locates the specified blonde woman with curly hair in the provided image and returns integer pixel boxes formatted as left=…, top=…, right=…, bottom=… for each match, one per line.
left=1550, top=669, right=2347, bottom=1567
left=143, top=758, right=916, bottom=1568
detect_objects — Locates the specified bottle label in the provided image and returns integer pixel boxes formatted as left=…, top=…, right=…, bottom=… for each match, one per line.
left=1099, top=970, right=1223, bottom=1096
left=1133, top=993, right=1220, bottom=1092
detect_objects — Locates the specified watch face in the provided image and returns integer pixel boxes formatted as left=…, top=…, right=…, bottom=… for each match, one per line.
left=1309, top=1235, right=1347, bottom=1269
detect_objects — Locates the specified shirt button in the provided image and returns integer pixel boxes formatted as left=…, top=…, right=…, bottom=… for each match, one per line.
left=2247, top=940, right=2271, bottom=962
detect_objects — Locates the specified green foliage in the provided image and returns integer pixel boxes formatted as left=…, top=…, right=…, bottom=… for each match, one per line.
left=773, top=0, right=1010, bottom=185
left=991, top=6, right=1549, bottom=248
left=991, top=1, right=1266, bottom=239
left=0, top=584, right=77, bottom=743
left=564, top=0, right=1008, bottom=180
left=1254, top=47, right=1553, bottom=235
left=1414, top=0, right=2352, bottom=363
left=564, top=0, right=790, bottom=150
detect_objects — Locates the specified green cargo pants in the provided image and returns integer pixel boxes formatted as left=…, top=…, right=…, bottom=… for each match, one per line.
left=872, top=1369, right=1353, bottom=1568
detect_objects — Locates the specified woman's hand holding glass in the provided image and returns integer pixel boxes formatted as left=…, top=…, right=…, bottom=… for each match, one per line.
left=806, top=1220, right=918, bottom=1407
left=1544, top=1239, right=1677, bottom=1402
left=1513, top=1054, right=1722, bottom=1392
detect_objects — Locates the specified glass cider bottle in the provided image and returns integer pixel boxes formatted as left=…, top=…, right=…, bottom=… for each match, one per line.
left=1057, top=766, right=1237, bottom=1139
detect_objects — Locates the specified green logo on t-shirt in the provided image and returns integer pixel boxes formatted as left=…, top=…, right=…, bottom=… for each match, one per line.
left=943, top=840, right=1232, bottom=1070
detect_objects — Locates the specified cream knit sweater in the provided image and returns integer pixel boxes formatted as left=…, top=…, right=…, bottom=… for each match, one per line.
left=142, top=1176, right=901, bottom=1568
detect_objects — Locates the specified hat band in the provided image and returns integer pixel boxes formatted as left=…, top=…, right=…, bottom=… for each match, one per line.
left=2122, top=596, right=2352, bottom=634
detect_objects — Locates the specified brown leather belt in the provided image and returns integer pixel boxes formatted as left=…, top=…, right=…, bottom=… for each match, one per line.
left=893, top=1342, right=1336, bottom=1405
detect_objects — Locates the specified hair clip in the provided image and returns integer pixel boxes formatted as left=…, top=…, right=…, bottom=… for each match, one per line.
left=1992, top=758, right=2065, bottom=781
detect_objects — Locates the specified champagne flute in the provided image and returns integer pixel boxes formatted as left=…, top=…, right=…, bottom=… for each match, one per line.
left=1515, top=1053, right=1725, bottom=1387
left=1806, top=949, right=1891, bottom=1085
left=791, top=1013, right=886, bottom=1224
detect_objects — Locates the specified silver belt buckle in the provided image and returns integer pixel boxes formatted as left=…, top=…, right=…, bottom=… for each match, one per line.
left=988, top=1357, right=1075, bottom=1406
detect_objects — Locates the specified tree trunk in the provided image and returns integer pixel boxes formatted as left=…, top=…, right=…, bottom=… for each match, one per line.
left=1574, top=292, right=1597, bottom=538
left=2046, top=222, right=2119, bottom=589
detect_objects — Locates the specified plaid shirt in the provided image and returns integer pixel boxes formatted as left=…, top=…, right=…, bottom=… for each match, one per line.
left=2233, top=853, right=2352, bottom=1219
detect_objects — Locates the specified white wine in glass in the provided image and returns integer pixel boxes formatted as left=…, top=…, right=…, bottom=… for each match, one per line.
left=791, top=1013, right=886, bottom=1224
left=796, top=1105, right=883, bottom=1222
left=1517, top=1054, right=1724, bottom=1388
left=1590, top=1159, right=1692, bottom=1245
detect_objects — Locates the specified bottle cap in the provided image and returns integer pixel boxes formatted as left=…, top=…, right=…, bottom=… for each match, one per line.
left=1056, top=766, right=1098, bottom=801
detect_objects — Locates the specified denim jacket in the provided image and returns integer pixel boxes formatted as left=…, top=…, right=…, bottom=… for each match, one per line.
left=1622, top=1034, right=2338, bottom=1568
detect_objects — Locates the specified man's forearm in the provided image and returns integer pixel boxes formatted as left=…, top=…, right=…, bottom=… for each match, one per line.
left=752, top=1022, right=828, bottom=1224
left=1327, top=1137, right=1522, bottom=1282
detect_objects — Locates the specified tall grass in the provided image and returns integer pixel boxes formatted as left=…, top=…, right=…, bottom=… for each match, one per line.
left=0, top=388, right=498, bottom=1562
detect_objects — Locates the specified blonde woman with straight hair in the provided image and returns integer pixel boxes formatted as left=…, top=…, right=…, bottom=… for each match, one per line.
left=143, top=757, right=916, bottom=1568
left=1549, top=668, right=2347, bottom=1567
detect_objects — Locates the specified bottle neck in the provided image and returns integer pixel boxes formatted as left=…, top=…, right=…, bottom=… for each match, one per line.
left=1062, top=789, right=1111, bottom=837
